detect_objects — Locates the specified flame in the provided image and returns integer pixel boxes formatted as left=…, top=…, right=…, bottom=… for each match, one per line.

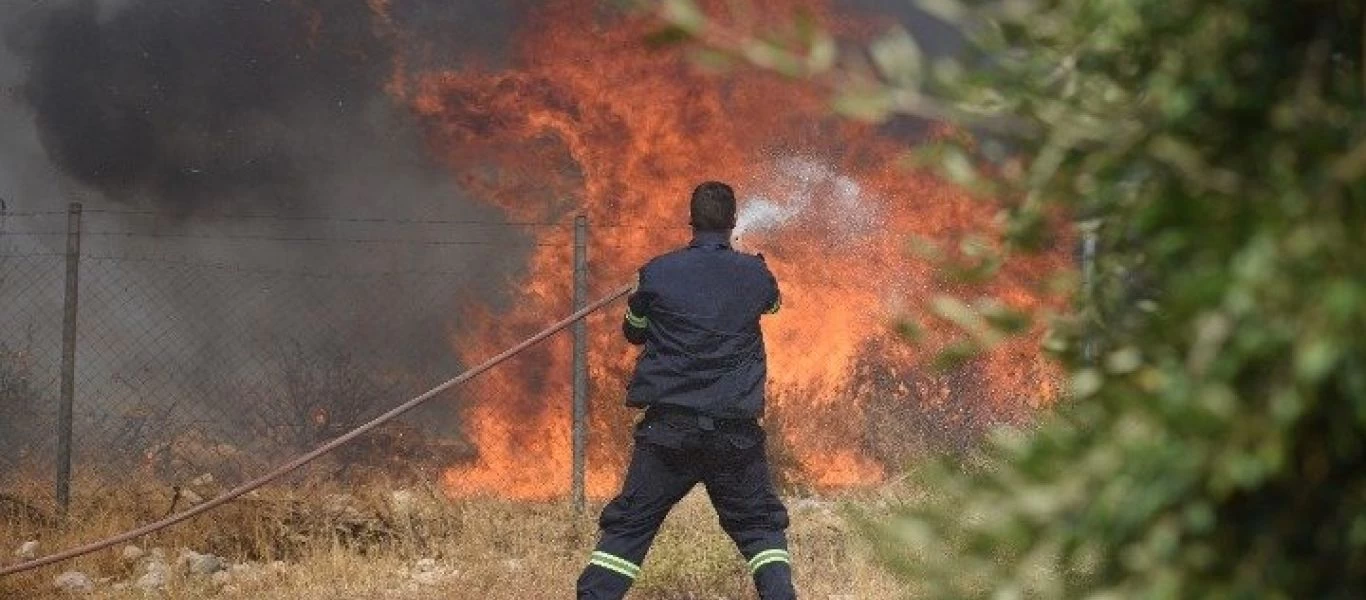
left=394, top=0, right=1065, bottom=500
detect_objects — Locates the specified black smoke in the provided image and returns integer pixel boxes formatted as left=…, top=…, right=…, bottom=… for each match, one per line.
left=3, top=0, right=518, bottom=214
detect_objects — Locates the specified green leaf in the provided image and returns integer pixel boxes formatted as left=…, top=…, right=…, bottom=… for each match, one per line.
left=940, top=147, right=979, bottom=185
left=870, top=27, right=924, bottom=88
left=832, top=88, right=896, bottom=122
left=934, top=339, right=982, bottom=371
left=895, top=318, right=924, bottom=342
left=806, top=30, right=838, bottom=74
left=983, top=304, right=1032, bottom=335
left=1105, top=347, right=1142, bottom=374
left=742, top=41, right=806, bottom=78
left=659, top=0, right=706, bottom=33
left=1296, top=338, right=1341, bottom=382
left=1070, top=369, right=1103, bottom=398
left=644, top=25, right=692, bottom=48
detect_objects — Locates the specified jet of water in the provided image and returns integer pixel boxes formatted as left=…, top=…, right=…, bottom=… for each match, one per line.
left=733, top=156, right=883, bottom=248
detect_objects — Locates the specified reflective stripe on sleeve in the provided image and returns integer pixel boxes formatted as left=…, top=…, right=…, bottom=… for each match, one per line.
left=625, top=308, right=649, bottom=328
left=589, top=551, right=641, bottom=580
left=747, top=548, right=790, bottom=574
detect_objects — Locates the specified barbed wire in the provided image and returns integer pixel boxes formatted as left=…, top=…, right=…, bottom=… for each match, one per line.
left=82, top=208, right=569, bottom=227
left=78, top=254, right=499, bottom=279
left=0, top=252, right=64, bottom=259
left=2, top=230, right=671, bottom=247
left=0, top=210, right=67, bottom=217
left=78, top=230, right=572, bottom=247
left=79, top=207, right=695, bottom=230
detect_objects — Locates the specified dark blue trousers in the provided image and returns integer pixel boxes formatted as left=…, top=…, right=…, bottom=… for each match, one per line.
left=577, top=411, right=796, bottom=599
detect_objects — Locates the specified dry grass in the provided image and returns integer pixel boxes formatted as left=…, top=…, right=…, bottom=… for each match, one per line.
left=1, top=471, right=912, bottom=599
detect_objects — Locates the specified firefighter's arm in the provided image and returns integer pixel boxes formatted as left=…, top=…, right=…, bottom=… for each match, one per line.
left=622, top=270, right=649, bottom=345
left=761, top=261, right=781, bottom=315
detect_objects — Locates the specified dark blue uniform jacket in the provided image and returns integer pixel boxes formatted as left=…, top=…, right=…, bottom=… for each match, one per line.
left=622, top=230, right=781, bottom=420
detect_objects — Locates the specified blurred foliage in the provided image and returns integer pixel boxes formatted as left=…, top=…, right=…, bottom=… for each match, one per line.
left=644, top=0, right=1366, bottom=596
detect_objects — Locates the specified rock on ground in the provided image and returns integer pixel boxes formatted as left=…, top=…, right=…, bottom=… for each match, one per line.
left=53, top=570, right=94, bottom=593
left=137, top=560, right=170, bottom=590
left=178, top=549, right=224, bottom=575
left=120, top=544, right=145, bottom=563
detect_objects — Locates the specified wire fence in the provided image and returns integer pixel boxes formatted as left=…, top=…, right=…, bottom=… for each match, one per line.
left=0, top=204, right=656, bottom=517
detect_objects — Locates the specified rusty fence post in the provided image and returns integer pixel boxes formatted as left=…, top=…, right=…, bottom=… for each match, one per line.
left=571, top=215, right=589, bottom=514
left=57, top=202, right=82, bottom=517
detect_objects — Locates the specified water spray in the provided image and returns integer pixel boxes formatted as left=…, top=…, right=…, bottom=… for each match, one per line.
left=732, top=156, right=885, bottom=250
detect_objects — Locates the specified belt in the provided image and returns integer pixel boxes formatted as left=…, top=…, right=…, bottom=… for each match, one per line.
left=646, top=404, right=755, bottom=432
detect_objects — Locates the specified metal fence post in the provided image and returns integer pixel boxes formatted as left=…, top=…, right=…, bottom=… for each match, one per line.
left=1079, top=219, right=1099, bottom=365
left=57, top=202, right=82, bottom=517
left=571, top=215, right=588, bottom=513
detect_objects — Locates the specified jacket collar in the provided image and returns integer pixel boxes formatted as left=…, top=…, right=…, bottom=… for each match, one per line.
left=689, top=230, right=732, bottom=249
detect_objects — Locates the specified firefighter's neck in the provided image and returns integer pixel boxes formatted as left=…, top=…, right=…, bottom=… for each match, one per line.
left=690, top=229, right=733, bottom=248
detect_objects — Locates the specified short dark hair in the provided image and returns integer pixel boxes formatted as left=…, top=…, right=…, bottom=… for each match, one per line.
left=690, top=181, right=737, bottom=231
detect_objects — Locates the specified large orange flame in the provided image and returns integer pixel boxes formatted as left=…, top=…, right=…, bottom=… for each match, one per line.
left=395, top=0, right=1064, bottom=500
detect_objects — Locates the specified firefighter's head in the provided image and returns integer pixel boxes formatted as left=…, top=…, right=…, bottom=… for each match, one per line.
left=690, top=181, right=737, bottom=232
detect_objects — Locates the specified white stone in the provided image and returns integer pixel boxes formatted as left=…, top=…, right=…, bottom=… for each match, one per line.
left=15, top=540, right=38, bottom=559
left=135, top=570, right=166, bottom=590
left=120, top=545, right=145, bottom=562
left=53, top=571, right=94, bottom=593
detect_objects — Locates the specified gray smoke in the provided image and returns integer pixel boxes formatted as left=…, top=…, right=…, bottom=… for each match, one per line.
left=0, top=0, right=533, bottom=470
left=0, top=0, right=962, bottom=474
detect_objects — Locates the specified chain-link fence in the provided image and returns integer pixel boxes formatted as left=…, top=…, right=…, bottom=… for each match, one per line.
left=1, top=205, right=610, bottom=514
left=3, top=201, right=1042, bottom=528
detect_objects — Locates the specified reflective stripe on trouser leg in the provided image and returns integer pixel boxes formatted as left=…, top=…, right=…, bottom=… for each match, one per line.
left=588, top=551, right=641, bottom=580
left=625, top=308, right=649, bottom=328
left=748, top=548, right=791, bottom=574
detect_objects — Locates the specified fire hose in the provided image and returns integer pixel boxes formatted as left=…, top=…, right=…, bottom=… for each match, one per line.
left=0, top=282, right=635, bottom=578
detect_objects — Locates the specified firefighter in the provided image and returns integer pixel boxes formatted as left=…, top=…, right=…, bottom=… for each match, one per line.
left=576, top=181, right=795, bottom=599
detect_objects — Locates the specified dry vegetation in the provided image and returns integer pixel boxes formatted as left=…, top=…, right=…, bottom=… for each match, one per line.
left=1, top=470, right=912, bottom=599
